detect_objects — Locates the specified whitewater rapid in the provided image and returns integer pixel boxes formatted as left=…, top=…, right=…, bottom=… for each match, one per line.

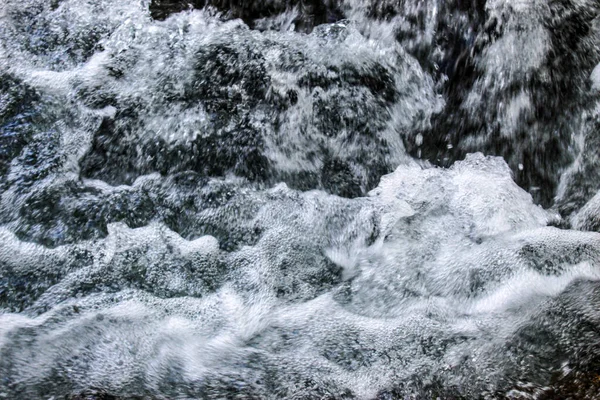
left=1, top=0, right=600, bottom=398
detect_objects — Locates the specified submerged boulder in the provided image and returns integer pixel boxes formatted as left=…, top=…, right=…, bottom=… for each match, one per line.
left=77, top=18, right=433, bottom=196
left=149, top=0, right=345, bottom=32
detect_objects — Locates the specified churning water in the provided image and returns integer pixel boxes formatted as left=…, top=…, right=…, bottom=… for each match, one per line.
left=1, top=0, right=600, bottom=398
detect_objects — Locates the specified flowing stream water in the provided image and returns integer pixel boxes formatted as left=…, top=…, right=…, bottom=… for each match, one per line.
left=1, top=0, right=600, bottom=398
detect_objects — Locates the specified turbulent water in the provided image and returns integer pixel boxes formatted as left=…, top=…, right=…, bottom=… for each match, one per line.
left=1, top=0, right=600, bottom=398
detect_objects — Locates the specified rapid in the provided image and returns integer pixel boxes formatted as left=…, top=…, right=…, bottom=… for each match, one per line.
left=1, top=0, right=600, bottom=398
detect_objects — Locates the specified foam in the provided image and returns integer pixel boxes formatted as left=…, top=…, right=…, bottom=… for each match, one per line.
left=1, top=0, right=600, bottom=397
left=2, top=156, right=600, bottom=397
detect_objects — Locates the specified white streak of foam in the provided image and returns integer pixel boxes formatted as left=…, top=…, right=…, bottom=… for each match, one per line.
left=469, top=262, right=600, bottom=315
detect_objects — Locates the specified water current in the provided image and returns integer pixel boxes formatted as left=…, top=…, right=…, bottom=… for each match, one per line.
left=1, top=0, right=600, bottom=398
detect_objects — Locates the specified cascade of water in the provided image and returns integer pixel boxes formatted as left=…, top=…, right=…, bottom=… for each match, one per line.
left=1, top=0, right=600, bottom=398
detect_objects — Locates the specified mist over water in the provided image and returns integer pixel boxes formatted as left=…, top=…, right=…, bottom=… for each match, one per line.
left=1, top=0, right=600, bottom=398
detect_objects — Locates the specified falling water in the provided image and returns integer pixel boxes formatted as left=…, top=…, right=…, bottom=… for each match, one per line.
left=1, top=0, right=600, bottom=398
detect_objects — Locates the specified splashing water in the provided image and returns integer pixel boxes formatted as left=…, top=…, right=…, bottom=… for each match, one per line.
left=1, top=0, right=600, bottom=398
